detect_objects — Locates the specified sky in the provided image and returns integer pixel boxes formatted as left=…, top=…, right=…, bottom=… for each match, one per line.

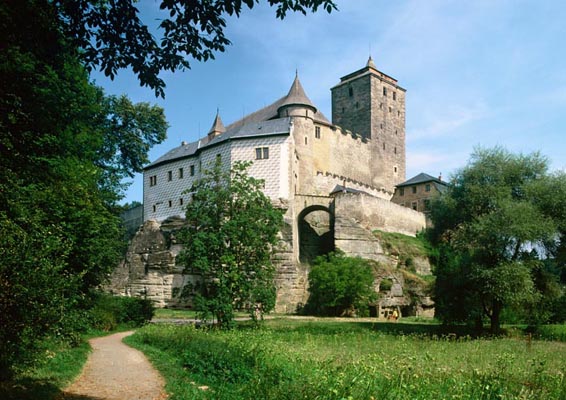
left=93, top=0, right=566, bottom=204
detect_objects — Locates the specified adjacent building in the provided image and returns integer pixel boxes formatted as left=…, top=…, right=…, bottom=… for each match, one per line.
left=391, top=172, right=448, bottom=213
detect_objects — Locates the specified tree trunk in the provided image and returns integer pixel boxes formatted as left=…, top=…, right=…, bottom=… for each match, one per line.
left=490, top=300, right=502, bottom=333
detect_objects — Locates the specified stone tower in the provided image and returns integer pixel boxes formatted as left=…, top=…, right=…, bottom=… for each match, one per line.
left=331, top=57, right=406, bottom=192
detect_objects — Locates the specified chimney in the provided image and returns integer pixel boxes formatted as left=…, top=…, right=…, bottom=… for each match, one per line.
left=181, top=141, right=187, bottom=146
left=438, top=173, right=442, bottom=181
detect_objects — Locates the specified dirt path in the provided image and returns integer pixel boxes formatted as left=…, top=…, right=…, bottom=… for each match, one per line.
left=62, top=331, right=167, bottom=400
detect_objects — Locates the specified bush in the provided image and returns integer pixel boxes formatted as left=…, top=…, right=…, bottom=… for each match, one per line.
left=304, top=252, right=377, bottom=317
left=379, top=278, right=393, bottom=292
left=89, top=294, right=154, bottom=330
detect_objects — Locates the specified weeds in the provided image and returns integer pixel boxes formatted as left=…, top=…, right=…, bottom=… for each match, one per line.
left=127, top=320, right=566, bottom=400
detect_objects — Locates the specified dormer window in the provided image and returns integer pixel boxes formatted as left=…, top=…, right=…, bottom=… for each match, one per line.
left=315, top=126, right=321, bottom=139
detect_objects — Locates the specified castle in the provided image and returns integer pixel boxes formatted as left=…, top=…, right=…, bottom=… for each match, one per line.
left=122, top=58, right=429, bottom=312
left=144, top=57, right=406, bottom=221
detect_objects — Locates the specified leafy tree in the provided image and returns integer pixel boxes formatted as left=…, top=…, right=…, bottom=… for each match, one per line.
left=305, top=252, right=377, bottom=317
left=49, top=0, right=337, bottom=96
left=429, top=147, right=565, bottom=332
left=0, top=1, right=167, bottom=378
left=177, top=160, right=283, bottom=328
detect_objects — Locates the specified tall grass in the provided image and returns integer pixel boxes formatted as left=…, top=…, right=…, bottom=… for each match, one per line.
left=127, top=319, right=566, bottom=400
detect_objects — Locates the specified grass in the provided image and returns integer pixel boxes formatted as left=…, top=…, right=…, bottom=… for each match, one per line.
left=154, top=308, right=250, bottom=320
left=0, top=325, right=133, bottom=400
left=373, top=230, right=429, bottom=259
left=127, top=318, right=566, bottom=400
left=0, top=338, right=90, bottom=400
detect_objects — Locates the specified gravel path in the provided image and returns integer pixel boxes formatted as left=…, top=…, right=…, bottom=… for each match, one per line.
left=62, top=331, right=167, bottom=400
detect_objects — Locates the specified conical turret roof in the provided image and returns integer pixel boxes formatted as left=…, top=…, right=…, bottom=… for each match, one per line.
left=278, top=72, right=317, bottom=112
left=208, top=109, right=226, bottom=138
left=366, top=55, right=377, bottom=69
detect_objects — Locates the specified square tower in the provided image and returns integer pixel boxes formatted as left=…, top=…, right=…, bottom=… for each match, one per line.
left=331, top=57, right=406, bottom=192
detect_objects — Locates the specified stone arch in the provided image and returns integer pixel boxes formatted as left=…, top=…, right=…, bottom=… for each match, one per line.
left=298, top=205, right=334, bottom=264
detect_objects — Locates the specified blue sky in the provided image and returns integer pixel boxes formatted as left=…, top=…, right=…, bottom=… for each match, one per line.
left=93, top=0, right=566, bottom=204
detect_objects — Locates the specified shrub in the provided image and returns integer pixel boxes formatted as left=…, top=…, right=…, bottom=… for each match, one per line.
left=379, top=278, right=393, bottom=292
left=89, top=294, right=154, bottom=330
left=305, top=252, right=377, bottom=316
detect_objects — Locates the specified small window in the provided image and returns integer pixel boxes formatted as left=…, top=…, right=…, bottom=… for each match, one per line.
left=389, top=107, right=392, bottom=113
left=424, top=199, right=431, bottom=211
left=395, top=130, right=398, bottom=135
left=394, top=147, right=397, bottom=154
left=355, top=101, right=359, bottom=109
left=412, top=186, right=417, bottom=194
left=315, top=126, right=321, bottom=139
left=167, top=171, right=172, bottom=181
left=398, top=111, right=401, bottom=117
left=179, top=198, right=184, bottom=206
left=379, top=103, right=383, bottom=109
left=342, top=107, right=345, bottom=113
left=412, top=202, right=418, bottom=211
left=149, top=175, right=157, bottom=186
left=394, top=166, right=398, bottom=173
left=152, top=204, right=156, bottom=212
left=425, top=184, right=431, bottom=192
left=216, top=154, right=221, bottom=162
left=380, top=123, right=383, bottom=129
left=383, top=87, right=387, bottom=96
left=348, top=87, right=353, bottom=97
left=168, top=200, right=172, bottom=207
left=393, top=91, right=397, bottom=101
left=179, top=168, right=184, bottom=179
left=400, top=187, right=404, bottom=196
left=255, top=147, right=269, bottom=160
left=383, top=142, right=386, bottom=150
left=305, top=137, right=308, bottom=145
left=190, top=165, right=195, bottom=176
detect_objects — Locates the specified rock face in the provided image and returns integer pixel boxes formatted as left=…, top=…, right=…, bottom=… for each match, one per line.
left=106, top=218, right=198, bottom=308
left=109, top=197, right=433, bottom=317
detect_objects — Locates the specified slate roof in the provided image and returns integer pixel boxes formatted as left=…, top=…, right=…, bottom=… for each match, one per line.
left=145, top=74, right=330, bottom=170
left=145, top=117, right=291, bottom=170
left=225, top=75, right=330, bottom=132
left=396, top=173, right=448, bottom=191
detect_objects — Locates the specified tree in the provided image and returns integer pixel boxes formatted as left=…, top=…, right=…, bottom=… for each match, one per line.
left=0, top=1, right=167, bottom=378
left=305, top=252, right=377, bottom=317
left=177, top=160, right=283, bottom=328
left=429, top=147, right=565, bottom=332
left=49, top=0, right=337, bottom=97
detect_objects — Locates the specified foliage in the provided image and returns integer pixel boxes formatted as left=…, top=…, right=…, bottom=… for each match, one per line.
left=127, top=320, right=566, bottom=400
left=0, top=1, right=166, bottom=379
left=177, top=160, right=283, bottom=328
left=89, top=294, right=154, bottom=331
left=429, top=147, right=566, bottom=332
left=48, top=0, right=337, bottom=96
left=305, top=252, right=377, bottom=316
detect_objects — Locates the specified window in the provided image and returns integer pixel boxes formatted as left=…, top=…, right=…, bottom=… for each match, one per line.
left=315, top=126, right=321, bottom=139
left=424, top=199, right=431, bottom=211
left=255, top=147, right=269, bottom=159
left=383, top=87, right=387, bottom=96
left=216, top=154, right=221, bottom=162
left=355, top=101, right=359, bottom=109
left=149, top=175, right=157, bottom=186
left=412, top=202, right=418, bottom=211
left=190, top=165, right=195, bottom=176
left=167, top=171, right=172, bottom=181
left=383, top=142, right=386, bottom=150
left=179, top=198, right=184, bottom=206
left=389, top=107, right=392, bottom=113
left=179, top=168, right=184, bottom=179
left=348, top=87, right=353, bottom=97
left=305, top=137, right=308, bottom=145
left=152, top=204, right=156, bottom=212
left=393, top=91, right=397, bottom=101
left=394, top=147, right=397, bottom=154
left=394, top=166, right=398, bottom=173
left=399, top=187, right=404, bottom=196
left=412, top=186, right=417, bottom=194
left=425, top=184, right=431, bottom=192
left=168, top=200, right=172, bottom=207
left=379, top=103, right=383, bottom=109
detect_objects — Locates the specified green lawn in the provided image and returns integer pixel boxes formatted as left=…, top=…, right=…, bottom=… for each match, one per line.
left=126, top=318, right=566, bottom=400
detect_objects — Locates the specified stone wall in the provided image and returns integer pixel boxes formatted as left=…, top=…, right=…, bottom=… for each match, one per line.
left=334, top=192, right=426, bottom=237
